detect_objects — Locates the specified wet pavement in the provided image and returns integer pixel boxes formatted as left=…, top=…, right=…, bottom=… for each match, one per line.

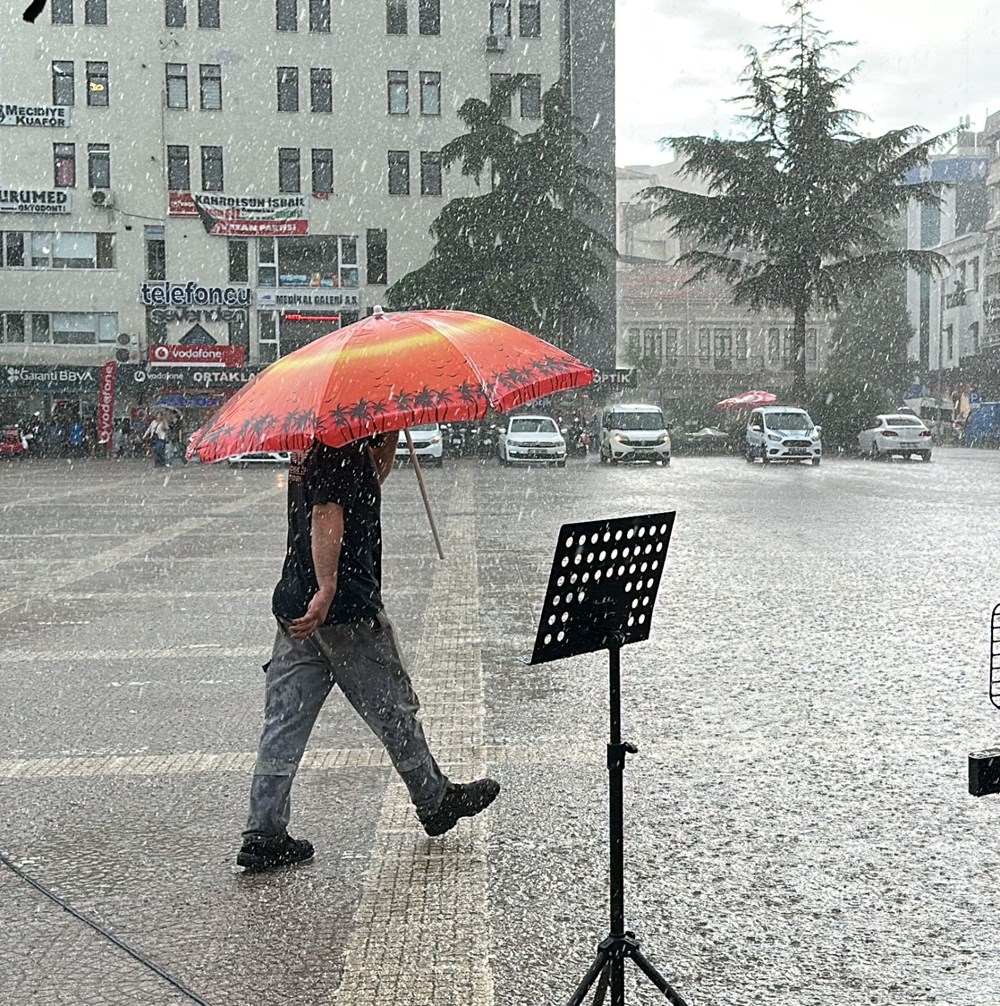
left=2, top=448, right=1000, bottom=1006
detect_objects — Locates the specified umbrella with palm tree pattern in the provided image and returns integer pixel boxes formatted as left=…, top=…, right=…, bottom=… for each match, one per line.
left=186, top=308, right=594, bottom=463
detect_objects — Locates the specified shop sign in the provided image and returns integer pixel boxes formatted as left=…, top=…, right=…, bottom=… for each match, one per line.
left=168, top=192, right=308, bottom=237
left=0, top=103, right=71, bottom=128
left=119, top=364, right=262, bottom=389
left=0, top=364, right=100, bottom=393
left=147, top=306, right=246, bottom=325
left=257, top=290, right=360, bottom=310
left=591, top=369, right=638, bottom=391
left=0, top=189, right=71, bottom=214
left=140, top=282, right=253, bottom=308
left=149, top=344, right=246, bottom=368
left=96, top=361, right=116, bottom=444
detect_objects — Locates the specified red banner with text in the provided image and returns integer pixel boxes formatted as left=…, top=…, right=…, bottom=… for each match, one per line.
left=96, top=360, right=117, bottom=445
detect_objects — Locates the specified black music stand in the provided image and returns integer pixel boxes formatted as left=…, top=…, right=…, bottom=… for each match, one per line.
left=528, top=512, right=688, bottom=1006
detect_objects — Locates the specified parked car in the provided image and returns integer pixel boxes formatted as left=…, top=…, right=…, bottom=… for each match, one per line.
left=227, top=451, right=291, bottom=467
left=497, top=415, right=567, bottom=466
left=0, top=426, right=27, bottom=459
left=858, top=414, right=932, bottom=461
left=745, top=406, right=822, bottom=465
left=395, top=423, right=444, bottom=467
left=598, top=403, right=671, bottom=465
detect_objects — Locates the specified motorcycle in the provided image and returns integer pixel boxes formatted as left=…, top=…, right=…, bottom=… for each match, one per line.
left=441, top=422, right=467, bottom=458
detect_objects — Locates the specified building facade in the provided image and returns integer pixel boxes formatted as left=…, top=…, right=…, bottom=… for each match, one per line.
left=0, top=0, right=614, bottom=423
left=615, top=162, right=832, bottom=398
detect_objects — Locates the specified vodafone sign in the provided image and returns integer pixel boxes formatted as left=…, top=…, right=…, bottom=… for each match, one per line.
left=149, top=344, right=245, bottom=368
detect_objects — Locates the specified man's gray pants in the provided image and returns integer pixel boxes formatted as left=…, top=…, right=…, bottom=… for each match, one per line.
left=244, top=610, right=448, bottom=836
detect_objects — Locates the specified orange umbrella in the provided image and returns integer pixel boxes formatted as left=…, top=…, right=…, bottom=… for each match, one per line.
left=187, top=308, right=595, bottom=554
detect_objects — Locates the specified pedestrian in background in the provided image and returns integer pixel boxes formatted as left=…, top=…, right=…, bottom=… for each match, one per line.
left=143, top=412, right=170, bottom=467
left=237, top=432, right=500, bottom=872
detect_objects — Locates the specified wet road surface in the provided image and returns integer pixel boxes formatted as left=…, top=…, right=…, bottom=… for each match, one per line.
left=2, top=448, right=999, bottom=1005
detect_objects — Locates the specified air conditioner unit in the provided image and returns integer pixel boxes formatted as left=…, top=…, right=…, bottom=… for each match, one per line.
left=91, top=188, right=116, bottom=208
left=485, top=33, right=506, bottom=52
left=114, top=331, right=140, bottom=364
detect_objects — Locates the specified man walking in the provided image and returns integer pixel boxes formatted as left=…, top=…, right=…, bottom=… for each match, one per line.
left=238, top=431, right=499, bottom=871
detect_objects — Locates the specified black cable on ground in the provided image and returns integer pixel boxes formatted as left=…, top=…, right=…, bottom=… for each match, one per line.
left=0, top=846, right=217, bottom=1006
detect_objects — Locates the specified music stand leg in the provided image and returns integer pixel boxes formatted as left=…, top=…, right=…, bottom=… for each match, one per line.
left=565, top=643, right=689, bottom=1006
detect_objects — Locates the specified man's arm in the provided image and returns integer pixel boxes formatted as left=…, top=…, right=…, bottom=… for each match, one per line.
left=370, top=431, right=399, bottom=485
left=289, top=502, right=344, bottom=639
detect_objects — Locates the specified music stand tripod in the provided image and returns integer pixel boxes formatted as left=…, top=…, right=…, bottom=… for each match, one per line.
left=528, top=512, right=688, bottom=1006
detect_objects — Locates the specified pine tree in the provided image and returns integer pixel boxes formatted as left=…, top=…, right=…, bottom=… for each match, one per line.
left=642, top=0, right=944, bottom=400
left=386, top=79, right=614, bottom=353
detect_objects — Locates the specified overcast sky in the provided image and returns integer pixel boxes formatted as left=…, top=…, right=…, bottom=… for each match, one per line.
left=616, top=0, right=1000, bottom=166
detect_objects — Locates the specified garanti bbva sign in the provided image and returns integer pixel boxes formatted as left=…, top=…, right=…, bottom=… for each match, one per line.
left=0, top=103, right=71, bottom=127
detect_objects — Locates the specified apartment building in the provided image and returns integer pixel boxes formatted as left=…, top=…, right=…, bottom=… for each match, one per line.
left=0, top=0, right=614, bottom=421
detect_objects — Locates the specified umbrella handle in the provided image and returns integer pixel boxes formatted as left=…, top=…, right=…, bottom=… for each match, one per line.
left=405, top=429, right=445, bottom=560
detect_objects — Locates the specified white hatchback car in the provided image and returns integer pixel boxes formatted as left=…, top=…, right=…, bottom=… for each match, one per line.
left=498, top=415, right=567, bottom=466
left=395, top=423, right=444, bottom=467
left=746, top=406, right=822, bottom=465
left=858, top=414, right=933, bottom=461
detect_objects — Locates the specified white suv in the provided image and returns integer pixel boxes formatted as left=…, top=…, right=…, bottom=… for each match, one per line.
left=746, top=406, right=822, bottom=465
left=598, top=404, right=672, bottom=465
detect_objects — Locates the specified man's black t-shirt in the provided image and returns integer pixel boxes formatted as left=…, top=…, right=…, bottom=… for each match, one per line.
left=272, top=439, right=383, bottom=625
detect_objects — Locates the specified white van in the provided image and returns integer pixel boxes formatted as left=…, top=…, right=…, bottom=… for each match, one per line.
left=598, top=404, right=671, bottom=465
left=745, top=406, right=822, bottom=465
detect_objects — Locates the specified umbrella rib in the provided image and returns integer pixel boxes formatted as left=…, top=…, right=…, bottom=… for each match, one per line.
left=425, top=315, right=494, bottom=405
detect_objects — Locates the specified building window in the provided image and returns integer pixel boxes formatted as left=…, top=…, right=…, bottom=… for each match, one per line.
left=387, top=71, right=409, bottom=114
left=277, top=67, right=299, bottom=111
left=200, top=64, right=222, bottom=109
left=386, top=0, right=406, bottom=33
left=258, top=310, right=278, bottom=363
left=167, top=145, right=190, bottom=190
left=145, top=226, right=166, bottom=280
left=309, top=0, right=330, bottom=31
left=664, top=329, right=678, bottom=367
left=228, top=239, right=248, bottom=283
left=88, top=143, right=111, bottom=189
left=310, top=68, right=332, bottom=112
left=278, top=148, right=301, bottom=193
left=198, top=0, right=219, bottom=27
left=490, top=73, right=512, bottom=117
left=201, top=145, right=223, bottom=191
left=418, top=0, right=439, bottom=33
left=519, top=0, right=540, bottom=36
left=767, top=327, right=780, bottom=364
left=388, top=151, right=410, bottom=195
left=643, top=328, right=662, bottom=359
left=781, top=330, right=793, bottom=366
left=735, top=328, right=748, bottom=360
left=258, top=237, right=277, bottom=287
left=165, top=0, right=186, bottom=25
left=2, top=233, right=26, bottom=268
left=166, top=63, right=188, bottom=108
left=54, top=143, right=76, bottom=187
left=420, top=151, right=442, bottom=196
left=1, top=314, right=26, bottom=343
left=625, top=327, right=640, bottom=359
left=276, top=0, right=297, bottom=30
left=51, top=312, right=118, bottom=345
left=366, top=228, right=387, bottom=284
left=86, top=61, right=109, bottom=106
left=312, top=148, right=334, bottom=195
left=806, top=328, right=817, bottom=365
left=520, top=74, right=541, bottom=118
left=52, top=61, right=75, bottom=106
left=970, top=321, right=980, bottom=355
left=85, top=0, right=107, bottom=25
left=713, top=328, right=732, bottom=368
left=490, top=0, right=511, bottom=36
left=698, top=328, right=710, bottom=364
left=51, top=0, right=73, bottom=23
left=972, top=257, right=981, bottom=292
left=420, top=71, right=441, bottom=115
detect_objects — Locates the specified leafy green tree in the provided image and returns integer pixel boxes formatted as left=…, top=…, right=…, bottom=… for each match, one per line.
left=641, top=0, right=944, bottom=400
left=387, top=78, right=614, bottom=354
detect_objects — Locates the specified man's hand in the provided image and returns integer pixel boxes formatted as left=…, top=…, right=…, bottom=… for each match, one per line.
left=370, top=431, right=399, bottom=484
left=289, top=584, right=336, bottom=639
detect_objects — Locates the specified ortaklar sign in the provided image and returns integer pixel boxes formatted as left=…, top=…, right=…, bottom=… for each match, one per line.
left=120, top=365, right=262, bottom=389
left=149, top=344, right=246, bottom=368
